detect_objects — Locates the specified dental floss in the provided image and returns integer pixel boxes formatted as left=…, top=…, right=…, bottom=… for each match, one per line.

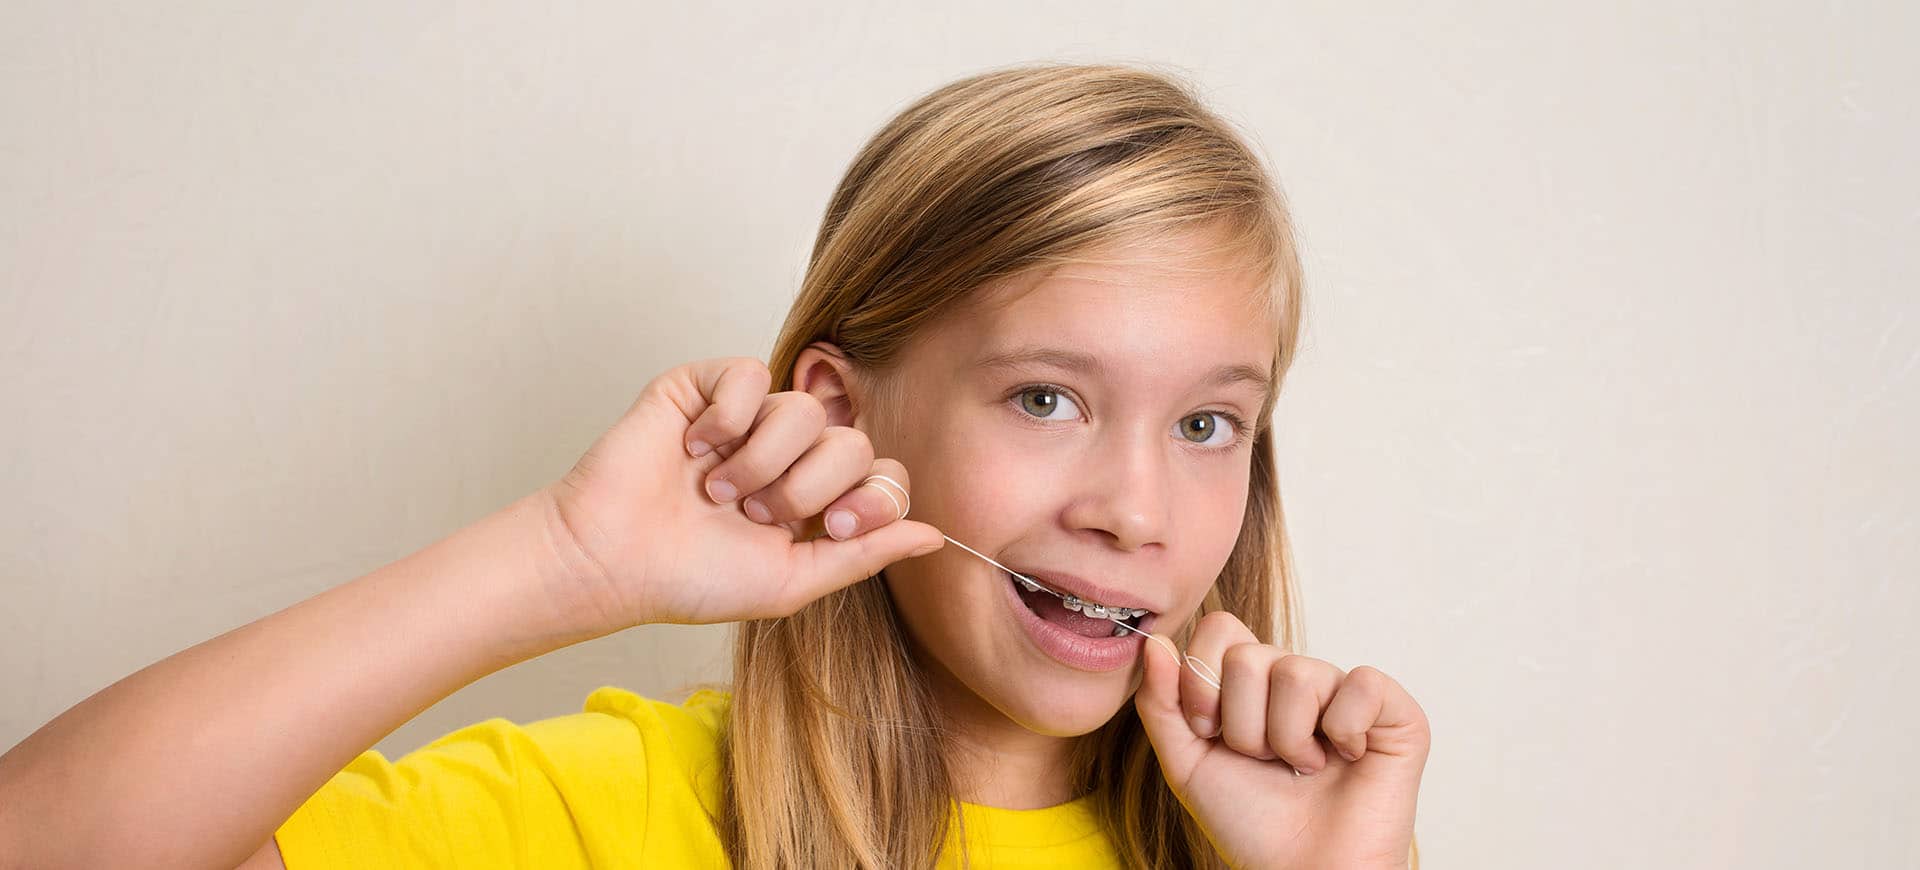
left=861, top=476, right=1296, bottom=775
left=859, top=475, right=1223, bottom=691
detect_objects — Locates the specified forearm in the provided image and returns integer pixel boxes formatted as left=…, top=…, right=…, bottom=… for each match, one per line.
left=0, top=488, right=604, bottom=870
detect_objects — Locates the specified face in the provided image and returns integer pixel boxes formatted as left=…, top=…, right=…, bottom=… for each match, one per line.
left=848, top=225, right=1280, bottom=739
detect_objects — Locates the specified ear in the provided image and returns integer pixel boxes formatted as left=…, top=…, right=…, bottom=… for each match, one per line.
left=791, top=342, right=865, bottom=429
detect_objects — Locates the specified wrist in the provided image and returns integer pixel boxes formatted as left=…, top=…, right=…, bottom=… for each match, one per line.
left=427, top=489, right=624, bottom=667
left=529, top=483, right=614, bottom=597
left=524, top=482, right=642, bottom=637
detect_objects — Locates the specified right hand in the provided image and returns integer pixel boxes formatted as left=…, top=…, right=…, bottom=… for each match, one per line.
left=542, top=356, right=944, bottom=631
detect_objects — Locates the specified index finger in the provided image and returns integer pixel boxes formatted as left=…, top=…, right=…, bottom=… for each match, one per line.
left=681, top=357, right=773, bottom=457
left=832, top=460, right=916, bottom=539
left=1179, top=610, right=1259, bottom=739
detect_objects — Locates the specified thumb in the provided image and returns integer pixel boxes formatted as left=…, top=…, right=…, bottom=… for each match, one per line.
left=1135, top=632, right=1206, bottom=787
left=778, top=520, right=945, bottom=610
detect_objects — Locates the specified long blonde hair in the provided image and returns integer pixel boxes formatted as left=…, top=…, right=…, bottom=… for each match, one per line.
left=719, top=63, right=1308, bottom=868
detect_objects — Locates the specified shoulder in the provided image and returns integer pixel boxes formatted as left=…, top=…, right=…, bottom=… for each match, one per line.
left=556, top=686, right=732, bottom=817
left=382, top=685, right=732, bottom=823
left=575, top=684, right=732, bottom=744
left=274, top=687, right=736, bottom=868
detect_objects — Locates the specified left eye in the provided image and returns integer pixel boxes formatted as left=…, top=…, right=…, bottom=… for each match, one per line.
left=1176, top=412, right=1235, bottom=446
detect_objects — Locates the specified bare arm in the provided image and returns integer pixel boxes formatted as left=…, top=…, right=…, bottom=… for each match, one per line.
left=0, top=357, right=938, bottom=870
left=0, top=488, right=604, bottom=870
left=234, top=841, right=286, bottom=870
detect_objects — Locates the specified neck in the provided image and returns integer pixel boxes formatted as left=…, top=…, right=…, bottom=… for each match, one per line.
left=918, top=657, right=1083, bottom=810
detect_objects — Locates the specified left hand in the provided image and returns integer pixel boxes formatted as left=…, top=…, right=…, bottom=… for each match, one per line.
left=1134, top=611, right=1430, bottom=869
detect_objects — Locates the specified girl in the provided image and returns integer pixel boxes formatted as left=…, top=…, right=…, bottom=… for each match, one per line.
left=0, top=64, right=1428, bottom=869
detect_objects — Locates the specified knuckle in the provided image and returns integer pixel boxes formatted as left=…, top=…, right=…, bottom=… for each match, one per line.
left=824, top=426, right=874, bottom=460
left=1410, top=706, right=1434, bottom=739
left=1282, top=652, right=1328, bottom=679
left=1346, top=664, right=1387, bottom=693
left=1273, top=654, right=1315, bottom=685
left=1220, top=643, right=1264, bottom=680
left=729, top=356, right=771, bottom=380
left=773, top=391, right=828, bottom=425
left=1197, top=609, right=1243, bottom=635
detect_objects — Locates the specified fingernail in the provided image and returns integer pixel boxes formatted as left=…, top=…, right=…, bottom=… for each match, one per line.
left=1338, top=746, right=1361, bottom=762
left=1187, top=714, right=1213, bottom=737
left=707, top=479, right=737, bottom=503
left=1292, top=764, right=1318, bottom=777
left=825, top=509, right=856, bottom=540
left=743, top=497, right=772, bottom=524
left=688, top=440, right=711, bottom=458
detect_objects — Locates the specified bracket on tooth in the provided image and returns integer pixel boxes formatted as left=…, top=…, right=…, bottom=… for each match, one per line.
left=1061, top=595, right=1146, bottom=622
left=1017, top=576, right=1041, bottom=593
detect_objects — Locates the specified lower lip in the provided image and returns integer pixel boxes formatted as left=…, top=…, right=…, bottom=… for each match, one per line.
left=999, top=570, right=1148, bottom=672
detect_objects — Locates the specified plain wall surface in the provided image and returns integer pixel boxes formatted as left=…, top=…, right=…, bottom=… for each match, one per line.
left=3, top=3, right=1914, bottom=867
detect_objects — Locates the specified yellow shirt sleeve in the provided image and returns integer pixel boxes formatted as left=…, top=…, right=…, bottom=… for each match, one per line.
left=274, top=686, right=731, bottom=870
left=273, top=685, right=1122, bottom=867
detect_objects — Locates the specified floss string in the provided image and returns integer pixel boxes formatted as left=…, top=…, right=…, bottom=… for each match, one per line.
left=858, top=474, right=1222, bottom=690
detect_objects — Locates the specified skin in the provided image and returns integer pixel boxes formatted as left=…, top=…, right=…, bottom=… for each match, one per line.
left=776, top=226, right=1430, bottom=867
left=790, top=228, right=1277, bottom=806
left=0, top=224, right=1427, bottom=870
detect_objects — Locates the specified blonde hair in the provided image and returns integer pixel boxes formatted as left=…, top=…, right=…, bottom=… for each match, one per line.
left=719, top=63, right=1312, bottom=868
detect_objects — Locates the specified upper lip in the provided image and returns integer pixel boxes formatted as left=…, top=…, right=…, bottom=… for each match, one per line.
left=1005, top=566, right=1159, bottom=613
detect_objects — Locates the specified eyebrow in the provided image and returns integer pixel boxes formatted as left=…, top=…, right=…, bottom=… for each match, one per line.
left=972, top=345, right=1273, bottom=394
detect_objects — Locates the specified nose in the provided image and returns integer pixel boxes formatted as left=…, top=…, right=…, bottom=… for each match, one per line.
left=1060, top=421, right=1172, bottom=553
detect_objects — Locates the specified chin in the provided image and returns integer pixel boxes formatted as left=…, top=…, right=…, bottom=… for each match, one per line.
left=988, top=667, right=1141, bottom=737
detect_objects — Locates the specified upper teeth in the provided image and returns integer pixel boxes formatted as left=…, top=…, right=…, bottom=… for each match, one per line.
left=1062, top=595, right=1148, bottom=621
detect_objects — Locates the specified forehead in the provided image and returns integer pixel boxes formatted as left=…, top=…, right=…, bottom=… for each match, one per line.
left=936, top=228, right=1279, bottom=382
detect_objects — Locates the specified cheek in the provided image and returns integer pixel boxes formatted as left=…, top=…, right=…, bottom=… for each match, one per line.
left=911, top=413, right=1055, bottom=535
left=950, top=458, right=1048, bottom=533
left=1167, top=463, right=1255, bottom=601
left=880, top=423, right=1062, bottom=639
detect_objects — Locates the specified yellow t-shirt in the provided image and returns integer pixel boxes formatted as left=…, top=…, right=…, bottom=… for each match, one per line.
left=275, top=686, right=1122, bottom=868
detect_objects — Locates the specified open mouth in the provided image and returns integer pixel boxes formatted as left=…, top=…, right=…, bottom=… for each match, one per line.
left=1003, top=569, right=1155, bottom=638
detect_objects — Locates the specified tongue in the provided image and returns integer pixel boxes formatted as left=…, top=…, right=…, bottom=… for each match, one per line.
left=1017, top=585, right=1120, bottom=638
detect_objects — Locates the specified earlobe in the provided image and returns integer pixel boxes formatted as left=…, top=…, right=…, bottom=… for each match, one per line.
left=791, top=342, right=862, bottom=428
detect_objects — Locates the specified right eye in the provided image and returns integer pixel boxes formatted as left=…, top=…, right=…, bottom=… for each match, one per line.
left=1014, top=386, right=1081, bottom=420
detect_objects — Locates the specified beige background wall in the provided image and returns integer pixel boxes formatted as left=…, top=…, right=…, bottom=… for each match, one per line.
left=4, top=3, right=1914, bottom=866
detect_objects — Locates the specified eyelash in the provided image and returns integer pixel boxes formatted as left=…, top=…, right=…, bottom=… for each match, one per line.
left=1006, top=383, right=1255, bottom=450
